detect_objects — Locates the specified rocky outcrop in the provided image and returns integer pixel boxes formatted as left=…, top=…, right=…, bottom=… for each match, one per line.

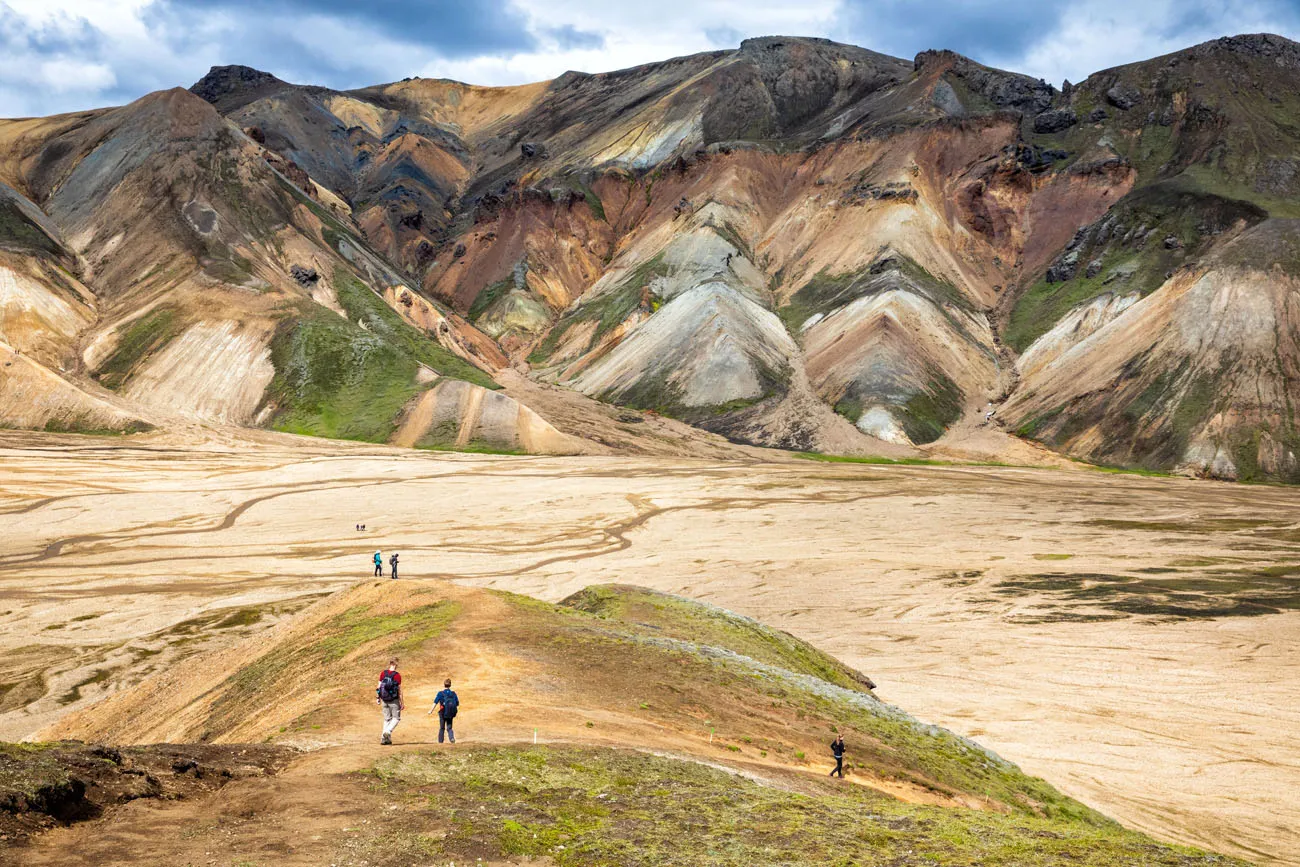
left=916, top=49, right=1055, bottom=114
left=1033, top=108, right=1078, bottom=133
left=190, top=65, right=288, bottom=112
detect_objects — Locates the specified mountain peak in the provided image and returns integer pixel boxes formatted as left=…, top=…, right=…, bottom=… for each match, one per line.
left=190, top=64, right=287, bottom=111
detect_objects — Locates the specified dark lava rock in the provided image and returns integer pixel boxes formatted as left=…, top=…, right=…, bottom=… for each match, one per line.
left=243, top=125, right=265, bottom=144
left=1032, top=108, right=1078, bottom=134
left=1046, top=250, right=1080, bottom=283
left=520, top=141, right=547, bottom=159
left=1016, top=144, right=1069, bottom=170
left=1088, top=107, right=1108, bottom=122
left=1085, top=258, right=1104, bottom=279
left=915, top=50, right=1055, bottom=115
left=453, top=243, right=467, bottom=259
left=1106, top=83, right=1142, bottom=110
left=1163, top=235, right=1184, bottom=249
left=190, top=65, right=284, bottom=109
left=290, top=265, right=319, bottom=285
left=398, top=210, right=424, bottom=230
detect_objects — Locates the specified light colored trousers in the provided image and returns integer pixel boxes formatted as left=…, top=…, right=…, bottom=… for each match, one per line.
left=382, top=701, right=401, bottom=735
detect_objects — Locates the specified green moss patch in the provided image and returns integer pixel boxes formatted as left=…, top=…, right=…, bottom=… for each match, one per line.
left=1007, top=184, right=1267, bottom=352
left=0, top=199, right=61, bottom=256
left=365, top=745, right=1241, bottom=867
left=897, top=369, right=963, bottom=445
left=93, top=308, right=181, bottom=390
left=264, top=269, right=494, bottom=442
left=530, top=255, right=666, bottom=365
left=562, top=585, right=873, bottom=692
left=995, top=565, right=1300, bottom=620
left=780, top=254, right=971, bottom=337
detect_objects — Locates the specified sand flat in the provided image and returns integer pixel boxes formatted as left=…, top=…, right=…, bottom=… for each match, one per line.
left=1, top=432, right=1297, bottom=864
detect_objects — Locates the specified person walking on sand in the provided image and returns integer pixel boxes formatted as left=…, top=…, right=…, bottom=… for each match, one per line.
left=829, top=734, right=846, bottom=778
left=377, top=658, right=403, bottom=745
left=429, top=678, right=459, bottom=743
left=389, top=551, right=399, bottom=580
left=373, top=550, right=383, bottom=578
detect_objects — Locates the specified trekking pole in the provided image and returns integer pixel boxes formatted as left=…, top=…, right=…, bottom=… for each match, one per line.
left=709, top=726, right=714, bottom=744
left=534, top=728, right=537, bottom=745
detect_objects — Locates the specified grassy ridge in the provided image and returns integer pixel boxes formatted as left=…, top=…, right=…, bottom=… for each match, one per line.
left=206, top=596, right=460, bottom=735
left=562, top=585, right=874, bottom=692
left=367, top=746, right=1242, bottom=867
left=490, top=588, right=1098, bottom=816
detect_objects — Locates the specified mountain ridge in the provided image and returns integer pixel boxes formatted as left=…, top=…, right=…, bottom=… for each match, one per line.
left=4, top=32, right=1300, bottom=478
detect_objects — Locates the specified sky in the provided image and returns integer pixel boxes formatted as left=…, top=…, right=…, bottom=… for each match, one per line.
left=1, top=0, right=1299, bottom=118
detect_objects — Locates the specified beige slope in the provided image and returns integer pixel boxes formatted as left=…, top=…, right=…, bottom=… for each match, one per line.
left=390, top=377, right=579, bottom=454
left=121, top=321, right=275, bottom=425
left=0, top=258, right=93, bottom=367
left=0, top=340, right=145, bottom=431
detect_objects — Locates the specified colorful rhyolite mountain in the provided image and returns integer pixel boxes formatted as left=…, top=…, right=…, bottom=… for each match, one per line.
left=4, top=33, right=1300, bottom=479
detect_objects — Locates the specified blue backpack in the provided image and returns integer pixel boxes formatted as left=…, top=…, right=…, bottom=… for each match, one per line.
left=441, top=691, right=459, bottom=718
left=378, top=671, right=400, bottom=702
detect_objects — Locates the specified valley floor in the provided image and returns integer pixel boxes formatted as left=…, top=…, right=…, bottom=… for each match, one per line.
left=1, top=431, right=1297, bottom=864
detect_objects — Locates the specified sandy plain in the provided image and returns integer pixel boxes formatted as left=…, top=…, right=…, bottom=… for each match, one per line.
left=1, top=431, right=1297, bottom=864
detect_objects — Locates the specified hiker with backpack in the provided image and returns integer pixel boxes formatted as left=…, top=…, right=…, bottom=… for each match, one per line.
left=373, top=550, right=383, bottom=577
left=829, top=734, right=846, bottom=778
left=376, top=658, right=403, bottom=745
left=429, top=678, right=459, bottom=743
left=389, top=552, right=399, bottom=579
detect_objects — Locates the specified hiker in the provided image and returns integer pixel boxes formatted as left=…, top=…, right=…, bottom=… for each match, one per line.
left=429, top=678, right=459, bottom=743
left=829, top=734, right=846, bottom=778
left=373, top=550, right=383, bottom=577
left=389, top=552, right=399, bottom=579
left=377, top=658, right=403, bottom=745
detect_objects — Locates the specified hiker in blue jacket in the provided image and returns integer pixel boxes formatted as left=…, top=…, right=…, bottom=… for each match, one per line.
left=429, top=678, right=459, bottom=743
left=373, top=550, right=383, bottom=577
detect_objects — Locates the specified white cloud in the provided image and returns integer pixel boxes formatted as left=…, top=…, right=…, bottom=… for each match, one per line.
left=1009, top=0, right=1299, bottom=85
left=1, top=0, right=1299, bottom=117
left=419, top=0, right=844, bottom=86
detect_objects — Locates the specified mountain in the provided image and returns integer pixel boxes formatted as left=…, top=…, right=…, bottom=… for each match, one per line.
left=5, top=33, right=1300, bottom=478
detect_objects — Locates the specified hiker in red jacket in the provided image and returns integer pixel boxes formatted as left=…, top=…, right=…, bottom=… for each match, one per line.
left=376, top=658, right=403, bottom=745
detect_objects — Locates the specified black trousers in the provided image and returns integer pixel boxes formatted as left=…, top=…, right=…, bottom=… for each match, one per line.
left=374, top=563, right=382, bottom=576
left=439, top=714, right=455, bottom=743
left=831, top=755, right=843, bottom=777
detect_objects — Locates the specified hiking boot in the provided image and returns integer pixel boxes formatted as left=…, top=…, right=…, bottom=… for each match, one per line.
left=381, top=733, right=391, bottom=745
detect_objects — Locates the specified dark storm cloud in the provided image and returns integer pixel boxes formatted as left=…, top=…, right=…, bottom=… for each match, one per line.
left=833, top=0, right=1070, bottom=66
left=162, top=0, right=536, bottom=59
left=8, top=0, right=1300, bottom=118
left=544, top=25, right=605, bottom=51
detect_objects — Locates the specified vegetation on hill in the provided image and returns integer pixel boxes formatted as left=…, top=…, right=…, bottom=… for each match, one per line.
left=263, top=269, right=495, bottom=442
left=366, top=745, right=1241, bottom=867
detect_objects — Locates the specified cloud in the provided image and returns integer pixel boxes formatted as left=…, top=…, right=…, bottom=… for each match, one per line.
left=163, top=0, right=536, bottom=60
left=1, top=0, right=1300, bottom=117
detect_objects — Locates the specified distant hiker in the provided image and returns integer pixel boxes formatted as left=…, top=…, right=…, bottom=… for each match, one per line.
left=830, top=734, right=845, bottom=778
left=373, top=550, right=383, bottom=577
left=390, top=552, right=399, bottom=580
left=429, top=678, right=459, bottom=743
left=377, top=658, right=403, bottom=745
